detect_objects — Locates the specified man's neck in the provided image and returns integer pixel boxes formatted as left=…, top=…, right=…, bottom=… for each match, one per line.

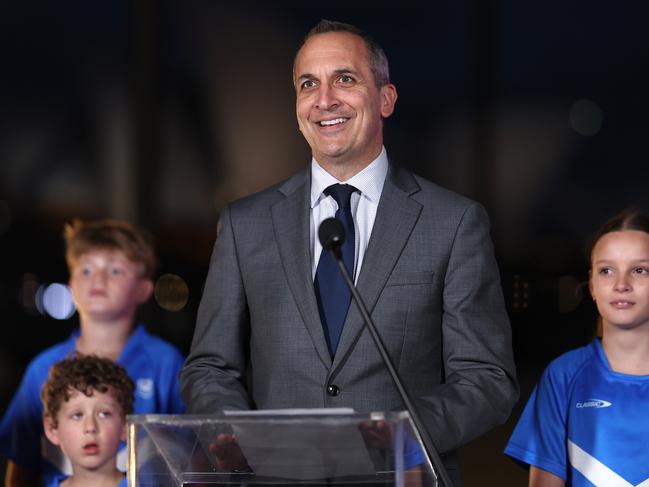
left=315, top=147, right=384, bottom=182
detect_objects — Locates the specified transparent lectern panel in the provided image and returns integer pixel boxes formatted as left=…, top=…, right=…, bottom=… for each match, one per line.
left=127, top=411, right=437, bottom=486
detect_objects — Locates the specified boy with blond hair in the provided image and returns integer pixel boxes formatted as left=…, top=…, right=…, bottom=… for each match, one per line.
left=1, top=219, right=185, bottom=486
left=42, top=354, right=134, bottom=487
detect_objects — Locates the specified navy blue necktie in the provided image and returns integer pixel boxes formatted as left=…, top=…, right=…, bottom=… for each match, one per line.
left=314, top=184, right=357, bottom=357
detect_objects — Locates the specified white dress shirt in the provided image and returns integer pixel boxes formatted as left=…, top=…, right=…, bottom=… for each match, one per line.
left=310, top=147, right=389, bottom=282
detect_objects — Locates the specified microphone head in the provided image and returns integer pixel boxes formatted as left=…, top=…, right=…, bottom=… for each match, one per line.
left=319, top=217, right=345, bottom=250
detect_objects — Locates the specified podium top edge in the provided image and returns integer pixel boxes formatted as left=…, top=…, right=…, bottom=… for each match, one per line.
left=127, top=410, right=411, bottom=424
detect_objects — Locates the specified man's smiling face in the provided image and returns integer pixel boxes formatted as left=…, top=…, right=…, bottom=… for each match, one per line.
left=294, top=31, right=397, bottom=177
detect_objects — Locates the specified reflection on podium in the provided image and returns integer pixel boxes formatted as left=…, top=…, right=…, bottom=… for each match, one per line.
left=127, top=411, right=437, bottom=486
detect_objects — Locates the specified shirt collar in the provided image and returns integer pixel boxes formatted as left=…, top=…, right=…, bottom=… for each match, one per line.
left=310, top=147, right=389, bottom=208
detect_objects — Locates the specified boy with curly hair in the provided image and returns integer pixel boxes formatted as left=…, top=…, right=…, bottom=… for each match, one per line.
left=42, top=354, right=134, bottom=487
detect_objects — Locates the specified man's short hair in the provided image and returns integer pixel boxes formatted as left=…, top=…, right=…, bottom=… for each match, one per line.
left=296, top=19, right=390, bottom=88
left=41, top=354, right=135, bottom=428
left=64, top=219, right=157, bottom=279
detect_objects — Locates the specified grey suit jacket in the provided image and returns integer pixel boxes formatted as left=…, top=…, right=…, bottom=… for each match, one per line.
left=180, top=164, right=518, bottom=467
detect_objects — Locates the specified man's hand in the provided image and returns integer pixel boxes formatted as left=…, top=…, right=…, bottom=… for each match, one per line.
left=208, top=433, right=251, bottom=472
left=358, top=419, right=393, bottom=449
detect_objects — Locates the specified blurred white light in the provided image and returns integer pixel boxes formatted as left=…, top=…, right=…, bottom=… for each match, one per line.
left=34, top=285, right=46, bottom=315
left=569, top=99, right=603, bottom=136
left=42, top=283, right=76, bottom=320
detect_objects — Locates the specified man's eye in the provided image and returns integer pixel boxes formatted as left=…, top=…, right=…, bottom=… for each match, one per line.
left=634, top=267, right=649, bottom=275
left=301, top=80, right=316, bottom=90
left=338, top=74, right=354, bottom=83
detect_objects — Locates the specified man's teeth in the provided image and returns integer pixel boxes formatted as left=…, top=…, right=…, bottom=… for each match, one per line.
left=320, top=118, right=348, bottom=126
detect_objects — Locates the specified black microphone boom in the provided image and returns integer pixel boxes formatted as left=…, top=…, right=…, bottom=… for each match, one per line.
left=318, top=217, right=453, bottom=487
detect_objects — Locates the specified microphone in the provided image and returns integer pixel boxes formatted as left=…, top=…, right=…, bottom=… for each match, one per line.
left=319, top=217, right=345, bottom=252
left=318, top=217, right=453, bottom=487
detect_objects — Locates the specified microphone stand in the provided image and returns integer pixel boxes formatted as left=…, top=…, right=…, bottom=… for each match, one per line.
left=328, top=245, right=454, bottom=487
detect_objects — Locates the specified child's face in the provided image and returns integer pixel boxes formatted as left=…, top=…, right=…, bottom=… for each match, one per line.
left=43, top=388, right=126, bottom=474
left=590, top=230, right=649, bottom=332
left=69, top=249, right=153, bottom=322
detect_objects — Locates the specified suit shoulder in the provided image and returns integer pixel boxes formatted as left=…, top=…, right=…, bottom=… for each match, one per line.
left=227, top=170, right=308, bottom=215
left=411, top=173, right=479, bottom=211
left=387, top=165, right=489, bottom=229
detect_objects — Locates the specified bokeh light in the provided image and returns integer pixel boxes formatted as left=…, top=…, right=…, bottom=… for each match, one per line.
left=569, top=98, right=603, bottom=136
left=40, top=283, right=76, bottom=320
left=154, top=273, right=189, bottom=312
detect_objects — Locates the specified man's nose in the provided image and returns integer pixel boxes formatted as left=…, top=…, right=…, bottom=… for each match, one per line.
left=314, top=83, right=339, bottom=111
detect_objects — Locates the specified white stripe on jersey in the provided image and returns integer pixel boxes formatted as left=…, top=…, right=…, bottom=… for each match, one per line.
left=568, top=440, right=649, bottom=487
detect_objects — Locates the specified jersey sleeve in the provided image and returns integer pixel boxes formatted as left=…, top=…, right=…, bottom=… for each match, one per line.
left=504, top=361, right=570, bottom=481
left=0, top=360, right=47, bottom=472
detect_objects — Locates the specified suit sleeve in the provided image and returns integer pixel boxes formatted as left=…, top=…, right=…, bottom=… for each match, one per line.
left=180, top=205, right=252, bottom=413
left=417, top=202, right=518, bottom=453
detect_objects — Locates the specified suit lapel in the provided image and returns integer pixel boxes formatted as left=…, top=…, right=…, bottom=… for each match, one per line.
left=272, top=170, right=332, bottom=368
left=332, top=166, right=422, bottom=370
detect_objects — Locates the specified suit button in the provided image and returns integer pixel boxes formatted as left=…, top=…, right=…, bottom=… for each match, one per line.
left=326, top=384, right=340, bottom=397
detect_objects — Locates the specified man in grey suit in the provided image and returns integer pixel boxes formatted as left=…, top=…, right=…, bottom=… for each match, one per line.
left=180, top=20, right=518, bottom=484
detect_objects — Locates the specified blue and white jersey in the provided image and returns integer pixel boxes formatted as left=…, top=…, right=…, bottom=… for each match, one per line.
left=505, top=339, right=649, bottom=486
left=0, top=325, right=185, bottom=486
left=46, top=473, right=127, bottom=487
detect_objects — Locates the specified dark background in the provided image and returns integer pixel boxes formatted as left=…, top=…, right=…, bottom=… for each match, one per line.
left=1, top=1, right=648, bottom=484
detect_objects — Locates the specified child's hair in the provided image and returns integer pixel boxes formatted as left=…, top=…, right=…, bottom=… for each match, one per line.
left=587, top=208, right=649, bottom=265
left=41, top=354, right=135, bottom=428
left=64, top=219, right=157, bottom=279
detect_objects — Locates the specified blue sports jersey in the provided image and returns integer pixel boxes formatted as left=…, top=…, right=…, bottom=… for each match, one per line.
left=46, top=473, right=127, bottom=487
left=505, top=339, right=649, bottom=486
left=0, top=325, right=185, bottom=485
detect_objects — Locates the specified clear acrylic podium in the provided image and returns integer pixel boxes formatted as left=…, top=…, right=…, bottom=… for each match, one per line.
left=127, top=411, right=438, bottom=486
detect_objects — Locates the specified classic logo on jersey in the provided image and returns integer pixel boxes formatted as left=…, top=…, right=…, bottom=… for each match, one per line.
left=575, top=398, right=612, bottom=409
left=136, top=378, right=154, bottom=400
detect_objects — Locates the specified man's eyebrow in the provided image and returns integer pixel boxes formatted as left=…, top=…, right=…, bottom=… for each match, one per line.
left=296, top=73, right=316, bottom=82
left=333, top=68, right=357, bottom=76
left=296, top=68, right=359, bottom=82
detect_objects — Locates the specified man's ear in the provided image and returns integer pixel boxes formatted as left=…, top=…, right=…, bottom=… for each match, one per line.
left=43, top=416, right=61, bottom=446
left=379, top=83, right=398, bottom=118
